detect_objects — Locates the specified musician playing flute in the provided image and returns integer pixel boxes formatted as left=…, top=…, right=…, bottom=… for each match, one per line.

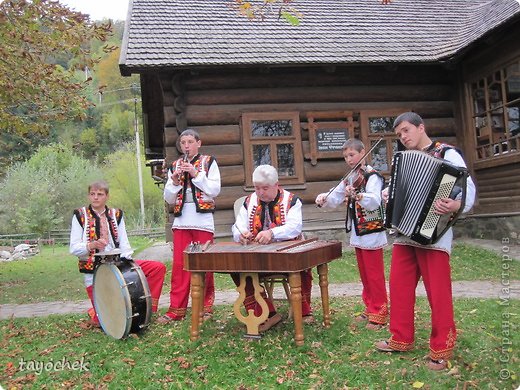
left=231, top=164, right=314, bottom=332
left=69, top=180, right=166, bottom=328
left=375, top=112, right=476, bottom=371
left=159, top=129, right=221, bottom=323
left=315, top=138, right=388, bottom=330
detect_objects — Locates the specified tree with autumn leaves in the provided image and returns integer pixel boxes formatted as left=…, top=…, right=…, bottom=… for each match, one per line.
left=0, top=0, right=114, bottom=137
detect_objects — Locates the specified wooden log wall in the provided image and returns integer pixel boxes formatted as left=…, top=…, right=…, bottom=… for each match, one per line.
left=153, top=64, right=458, bottom=233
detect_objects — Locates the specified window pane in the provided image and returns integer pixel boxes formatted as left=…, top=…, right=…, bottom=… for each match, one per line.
left=507, top=106, right=520, bottom=137
left=253, top=144, right=271, bottom=167
left=276, top=144, right=295, bottom=177
left=368, top=116, right=395, bottom=134
left=471, top=81, right=486, bottom=115
left=251, top=120, right=292, bottom=137
left=488, top=72, right=503, bottom=110
left=505, top=62, right=520, bottom=102
left=370, top=140, right=388, bottom=171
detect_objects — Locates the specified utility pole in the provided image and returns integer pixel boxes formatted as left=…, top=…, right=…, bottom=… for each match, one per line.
left=134, top=96, right=146, bottom=228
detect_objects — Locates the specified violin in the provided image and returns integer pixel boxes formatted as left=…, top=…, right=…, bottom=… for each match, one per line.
left=345, top=167, right=365, bottom=189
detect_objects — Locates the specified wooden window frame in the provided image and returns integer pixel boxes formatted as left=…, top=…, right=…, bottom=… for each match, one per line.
left=306, top=111, right=356, bottom=166
left=241, top=111, right=305, bottom=188
left=359, top=109, right=407, bottom=175
left=467, top=57, right=520, bottom=166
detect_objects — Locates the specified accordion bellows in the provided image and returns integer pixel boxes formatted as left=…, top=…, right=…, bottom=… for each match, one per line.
left=385, top=150, right=468, bottom=245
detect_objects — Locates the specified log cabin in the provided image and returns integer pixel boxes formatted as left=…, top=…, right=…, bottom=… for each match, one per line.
left=119, top=0, right=520, bottom=241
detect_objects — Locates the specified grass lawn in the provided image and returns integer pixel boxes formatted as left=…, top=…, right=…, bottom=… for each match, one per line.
left=0, top=297, right=518, bottom=389
left=0, top=241, right=517, bottom=305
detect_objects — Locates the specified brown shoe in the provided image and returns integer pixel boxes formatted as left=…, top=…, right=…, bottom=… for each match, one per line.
left=354, top=314, right=368, bottom=323
left=366, top=322, right=384, bottom=331
left=375, top=340, right=399, bottom=352
left=259, top=313, right=282, bottom=332
left=156, top=314, right=183, bottom=324
left=302, top=314, right=315, bottom=324
left=427, top=359, right=448, bottom=371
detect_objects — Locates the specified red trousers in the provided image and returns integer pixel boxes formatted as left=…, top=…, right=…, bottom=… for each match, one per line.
left=388, top=244, right=457, bottom=360
left=231, top=269, right=313, bottom=317
left=164, top=229, right=215, bottom=320
left=355, top=248, right=388, bottom=324
left=86, top=259, right=166, bottom=322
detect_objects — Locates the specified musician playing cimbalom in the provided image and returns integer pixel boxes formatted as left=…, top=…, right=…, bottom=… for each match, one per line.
left=69, top=180, right=166, bottom=327
left=159, top=129, right=221, bottom=323
left=375, top=112, right=476, bottom=371
left=315, top=138, right=388, bottom=330
left=231, top=164, right=314, bottom=332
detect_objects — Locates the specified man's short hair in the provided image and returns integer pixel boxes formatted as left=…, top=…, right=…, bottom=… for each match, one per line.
left=252, top=165, right=278, bottom=185
left=179, top=128, right=201, bottom=141
left=88, top=180, right=109, bottom=194
left=393, top=112, right=424, bottom=129
left=342, top=138, right=365, bottom=152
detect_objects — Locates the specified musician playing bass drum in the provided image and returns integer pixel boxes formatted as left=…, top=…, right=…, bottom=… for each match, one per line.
left=375, top=112, right=476, bottom=371
left=69, top=180, right=166, bottom=328
left=315, top=138, right=388, bottom=331
left=231, top=164, right=315, bottom=332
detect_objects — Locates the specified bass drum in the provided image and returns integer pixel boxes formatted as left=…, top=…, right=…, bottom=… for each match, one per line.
left=93, top=261, right=152, bottom=339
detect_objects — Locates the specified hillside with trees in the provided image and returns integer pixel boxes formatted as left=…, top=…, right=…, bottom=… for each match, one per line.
left=0, top=1, right=163, bottom=234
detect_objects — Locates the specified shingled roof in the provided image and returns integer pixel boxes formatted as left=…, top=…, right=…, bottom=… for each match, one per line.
left=120, top=0, right=520, bottom=73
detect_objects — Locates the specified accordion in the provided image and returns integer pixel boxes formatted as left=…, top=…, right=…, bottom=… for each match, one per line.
left=385, top=150, right=468, bottom=245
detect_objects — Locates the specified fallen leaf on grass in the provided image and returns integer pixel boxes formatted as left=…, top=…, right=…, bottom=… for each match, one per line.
left=122, top=358, right=135, bottom=366
left=412, top=381, right=424, bottom=388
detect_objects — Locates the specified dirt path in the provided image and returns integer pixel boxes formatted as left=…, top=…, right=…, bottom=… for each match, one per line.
left=1, top=280, right=518, bottom=320
left=1, top=238, right=518, bottom=320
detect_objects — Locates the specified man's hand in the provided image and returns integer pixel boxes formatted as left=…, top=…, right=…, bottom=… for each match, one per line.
left=239, top=231, right=253, bottom=245
left=254, top=230, right=273, bottom=245
left=382, top=187, right=389, bottom=203
left=315, top=193, right=327, bottom=207
left=434, top=198, right=461, bottom=215
left=88, top=238, right=107, bottom=251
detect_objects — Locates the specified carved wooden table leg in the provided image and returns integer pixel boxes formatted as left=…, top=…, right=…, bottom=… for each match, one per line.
left=317, top=263, right=331, bottom=327
left=233, top=272, right=269, bottom=338
left=288, top=272, right=304, bottom=346
left=190, top=272, right=203, bottom=341
left=198, top=276, right=206, bottom=327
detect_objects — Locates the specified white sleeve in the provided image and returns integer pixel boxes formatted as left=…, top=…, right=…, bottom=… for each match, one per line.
left=163, top=168, right=182, bottom=205
left=232, top=201, right=249, bottom=242
left=358, top=174, right=384, bottom=212
left=320, top=181, right=347, bottom=209
left=69, top=214, right=88, bottom=257
left=117, top=216, right=134, bottom=259
left=191, top=159, right=221, bottom=197
left=271, top=199, right=303, bottom=240
left=443, top=149, right=476, bottom=213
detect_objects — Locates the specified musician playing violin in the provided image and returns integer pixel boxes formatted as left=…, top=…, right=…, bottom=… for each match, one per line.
left=231, top=164, right=314, bottom=332
left=316, top=138, right=388, bottom=331
left=375, top=112, right=476, bottom=371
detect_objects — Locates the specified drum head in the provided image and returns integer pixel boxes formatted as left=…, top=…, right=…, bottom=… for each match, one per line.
left=93, top=264, right=132, bottom=339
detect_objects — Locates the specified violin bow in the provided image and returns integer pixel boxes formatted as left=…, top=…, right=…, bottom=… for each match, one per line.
left=319, top=136, right=384, bottom=205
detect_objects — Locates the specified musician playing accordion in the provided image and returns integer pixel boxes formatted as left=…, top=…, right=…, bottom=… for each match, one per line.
left=375, top=112, right=476, bottom=371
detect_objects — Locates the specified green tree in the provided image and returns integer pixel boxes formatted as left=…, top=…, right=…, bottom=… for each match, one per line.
left=0, top=144, right=103, bottom=235
left=103, top=143, right=165, bottom=228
